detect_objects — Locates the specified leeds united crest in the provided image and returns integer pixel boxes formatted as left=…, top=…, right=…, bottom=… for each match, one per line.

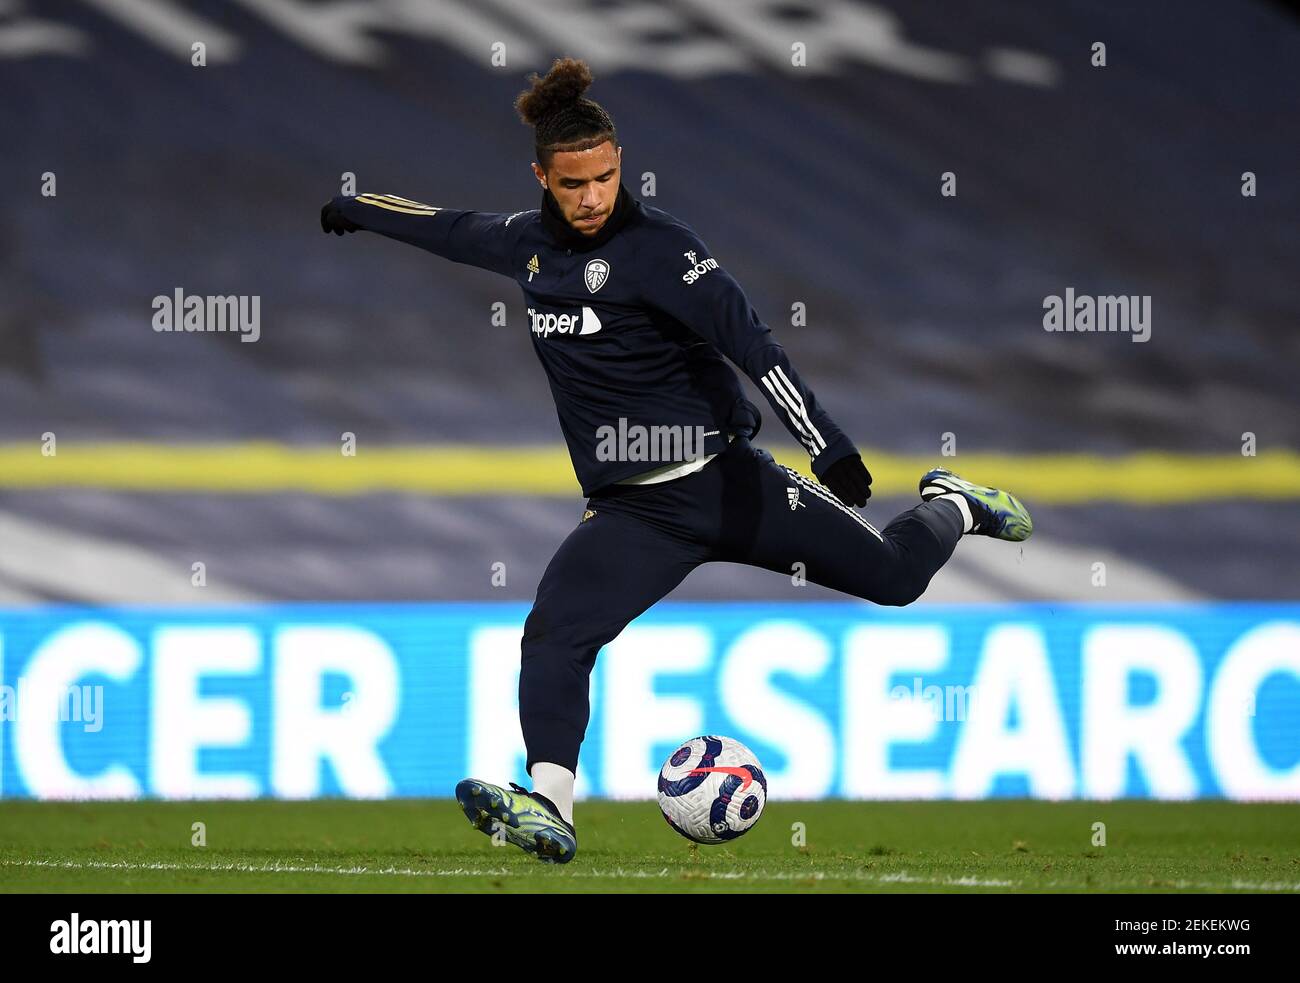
left=584, top=258, right=610, bottom=293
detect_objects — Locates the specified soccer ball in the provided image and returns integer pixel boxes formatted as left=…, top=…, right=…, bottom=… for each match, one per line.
left=657, top=735, right=767, bottom=844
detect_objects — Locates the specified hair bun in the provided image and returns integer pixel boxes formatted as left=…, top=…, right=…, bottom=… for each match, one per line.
left=516, top=57, right=594, bottom=126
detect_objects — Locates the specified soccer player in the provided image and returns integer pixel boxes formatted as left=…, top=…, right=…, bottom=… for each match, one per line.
left=320, top=58, right=1032, bottom=863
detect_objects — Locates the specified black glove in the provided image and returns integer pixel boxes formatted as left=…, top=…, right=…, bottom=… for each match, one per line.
left=320, top=198, right=361, bottom=235
left=821, top=453, right=873, bottom=506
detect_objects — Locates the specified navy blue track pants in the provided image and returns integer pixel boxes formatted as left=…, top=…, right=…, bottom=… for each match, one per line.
left=519, top=436, right=964, bottom=774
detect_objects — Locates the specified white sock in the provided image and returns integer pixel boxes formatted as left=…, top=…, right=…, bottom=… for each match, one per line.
left=530, top=762, right=575, bottom=825
left=934, top=491, right=974, bottom=534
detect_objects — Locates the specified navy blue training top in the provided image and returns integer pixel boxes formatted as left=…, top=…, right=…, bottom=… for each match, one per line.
left=331, top=184, right=857, bottom=497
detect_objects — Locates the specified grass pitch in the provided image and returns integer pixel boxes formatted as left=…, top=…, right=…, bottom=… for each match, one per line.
left=1, top=799, right=1297, bottom=894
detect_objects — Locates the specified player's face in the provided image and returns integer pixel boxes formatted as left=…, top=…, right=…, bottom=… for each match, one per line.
left=533, top=142, right=621, bottom=237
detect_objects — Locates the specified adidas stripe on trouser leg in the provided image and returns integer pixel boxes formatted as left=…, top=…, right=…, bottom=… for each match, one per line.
left=708, top=442, right=963, bottom=607
left=517, top=435, right=964, bottom=775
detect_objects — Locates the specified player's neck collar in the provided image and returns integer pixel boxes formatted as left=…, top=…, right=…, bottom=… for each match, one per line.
left=540, top=180, right=633, bottom=252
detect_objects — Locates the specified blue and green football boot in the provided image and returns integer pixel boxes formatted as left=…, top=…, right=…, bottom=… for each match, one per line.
left=455, top=778, right=577, bottom=864
left=918, top=468, right=1034, bottom=542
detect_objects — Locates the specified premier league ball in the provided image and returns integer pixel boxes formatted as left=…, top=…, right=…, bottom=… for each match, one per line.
left=657, top=735, right=767, bottom=844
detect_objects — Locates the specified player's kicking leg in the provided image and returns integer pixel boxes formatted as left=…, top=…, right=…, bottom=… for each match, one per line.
left=917, top=466, right=1034, bottom=541
left=718, top=444, right=1033, bottom=605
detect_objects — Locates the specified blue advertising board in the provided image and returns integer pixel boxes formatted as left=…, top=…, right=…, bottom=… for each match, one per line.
left=0, top=603, right=1296, bottom=800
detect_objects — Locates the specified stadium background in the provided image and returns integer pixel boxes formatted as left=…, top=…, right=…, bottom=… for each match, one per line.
left=1, top=0, right=1297, bottom=802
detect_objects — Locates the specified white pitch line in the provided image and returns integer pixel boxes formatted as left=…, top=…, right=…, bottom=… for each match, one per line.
left=4, top=858, right=1299, bottom=892
left=5, top=859, right=514, bottom=878
left=0, top=858, right=1011, bottom=887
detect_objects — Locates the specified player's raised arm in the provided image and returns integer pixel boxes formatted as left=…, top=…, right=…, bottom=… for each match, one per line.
left=320, top=193, right=523, bottom=277
left=643, top=228, right=874, bottom=505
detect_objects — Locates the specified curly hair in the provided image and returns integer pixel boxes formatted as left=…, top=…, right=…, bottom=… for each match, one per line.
left=515, top=57, right=618, bottom=167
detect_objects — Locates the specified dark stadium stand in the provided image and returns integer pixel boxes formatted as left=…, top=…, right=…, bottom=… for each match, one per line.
left=1, top=0, right=1296, bottom=601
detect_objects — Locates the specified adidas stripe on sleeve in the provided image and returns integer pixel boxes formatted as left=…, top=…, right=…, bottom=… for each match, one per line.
left=644, top=226, right=858, bottom=484
left=331, top=193, right=521, bottom=276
